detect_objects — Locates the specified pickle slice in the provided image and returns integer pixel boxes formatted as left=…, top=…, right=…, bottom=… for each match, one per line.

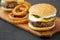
left=32, top=14, right=40, bottom=18
left=44, top=16, right=55, bottom=20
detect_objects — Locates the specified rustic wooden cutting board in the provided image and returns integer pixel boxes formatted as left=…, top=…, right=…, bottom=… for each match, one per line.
left=0, top=9, right=60, bottom=37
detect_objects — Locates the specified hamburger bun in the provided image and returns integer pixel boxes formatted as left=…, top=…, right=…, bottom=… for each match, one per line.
left=29, top=3, right=57, bottom=17
left=4, top=0, right=15, bottom=2
left=28, top=22, right=55, bottom=31
left=1, top=7, right=13, bottom=11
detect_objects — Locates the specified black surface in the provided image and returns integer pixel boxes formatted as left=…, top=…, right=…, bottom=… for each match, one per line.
left=0, top=0, right=60, bottom=40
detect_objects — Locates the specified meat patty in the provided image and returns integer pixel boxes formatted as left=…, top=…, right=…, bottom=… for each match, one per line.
left=1, top=1, right=18, bottom=8
left=30, top=20, right=55, bottom=27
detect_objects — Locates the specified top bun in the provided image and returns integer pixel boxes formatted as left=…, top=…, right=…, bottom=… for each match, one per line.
left=29, top=3, right=57, bottom=17
left=4, top=0, right=15, bottom=2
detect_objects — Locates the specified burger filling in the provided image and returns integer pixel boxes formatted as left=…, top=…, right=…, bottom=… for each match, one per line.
left=30, top=20, right=55, bottom=27
left=29, top=14, right=56, bottom=27
left=1, top=1, right=18, bottom=8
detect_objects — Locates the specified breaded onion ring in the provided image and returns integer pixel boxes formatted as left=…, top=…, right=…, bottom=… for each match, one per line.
left=9, top=13, right=28, bottom=24
left=12, top=1, right=31, bottom=16
left=18, top=1, right=31, bottom=8
left=12, top=4, right=28, bottom=16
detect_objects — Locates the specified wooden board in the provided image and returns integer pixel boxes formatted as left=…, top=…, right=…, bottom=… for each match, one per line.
left=0, top=8, right=60, bottom=37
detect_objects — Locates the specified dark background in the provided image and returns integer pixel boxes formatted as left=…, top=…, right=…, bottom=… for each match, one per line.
left=0, top=0, right=60, bottom=40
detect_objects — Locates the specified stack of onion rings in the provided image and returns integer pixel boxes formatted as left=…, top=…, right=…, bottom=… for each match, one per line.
left=9, top=13, right=28, bottom=23
left=8, top=1, right=31, bottom=24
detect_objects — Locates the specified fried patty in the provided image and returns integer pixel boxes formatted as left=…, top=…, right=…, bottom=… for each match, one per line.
left=30, top=20, right=55, bottom=27
left=1, top=1, right=18, bottom=8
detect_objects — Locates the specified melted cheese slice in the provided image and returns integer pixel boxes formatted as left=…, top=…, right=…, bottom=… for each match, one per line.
left=40, top=18, right=55, bottom=22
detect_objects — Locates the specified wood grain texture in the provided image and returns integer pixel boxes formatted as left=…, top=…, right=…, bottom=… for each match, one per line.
left=0, top=8, right=60, bottom=37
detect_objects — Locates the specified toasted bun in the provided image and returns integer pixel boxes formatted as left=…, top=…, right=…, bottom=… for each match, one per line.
left=17, top=0, right=24, bottom=3
left=1, top=7, right=13, bottom=11
left=29, top=3, right=57, bottom=17
left=4, top=0, right=15, bottom=2
left=28, top=22, right=55, bottom=31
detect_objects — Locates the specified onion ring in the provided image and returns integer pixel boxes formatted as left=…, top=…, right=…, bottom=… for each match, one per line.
left=12, top=4, right=28, bottom=16
left=9, top=13, right=28, bottom=24
left=18, top=1, right=31, bottom=8
left=12, top=1, right=31, bottom=16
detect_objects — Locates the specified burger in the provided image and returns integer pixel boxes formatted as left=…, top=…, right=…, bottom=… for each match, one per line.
left=28, top=3, right=57, bottom=31
left=1, top=0, right=18, bottom=11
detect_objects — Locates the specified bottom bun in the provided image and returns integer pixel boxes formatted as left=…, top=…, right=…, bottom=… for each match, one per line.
left=1, top=7, right=13, bottom=11
left=28, top=22, right=55, bottom=31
